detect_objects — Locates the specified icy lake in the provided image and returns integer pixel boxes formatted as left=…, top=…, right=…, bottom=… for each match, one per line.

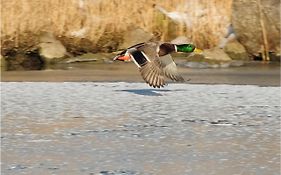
left=1, top=82, right=280, bottom=175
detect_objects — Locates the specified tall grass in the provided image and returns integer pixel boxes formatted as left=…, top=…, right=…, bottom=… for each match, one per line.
left=1, top=0, right=232, bottom=50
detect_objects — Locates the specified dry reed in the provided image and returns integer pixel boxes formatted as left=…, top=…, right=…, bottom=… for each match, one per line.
left=1, top=0, right=232, bottom=51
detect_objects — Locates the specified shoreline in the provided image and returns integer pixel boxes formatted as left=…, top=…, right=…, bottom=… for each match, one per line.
left=1, top=62, right=280, bottom=86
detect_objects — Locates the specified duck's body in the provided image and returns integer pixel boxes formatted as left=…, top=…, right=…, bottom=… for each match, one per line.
left=114, top=42, right=201, bottom=88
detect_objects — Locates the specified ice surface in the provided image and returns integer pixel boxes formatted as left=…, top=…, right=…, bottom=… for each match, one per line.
left=1, top=82, right=280, bottom=175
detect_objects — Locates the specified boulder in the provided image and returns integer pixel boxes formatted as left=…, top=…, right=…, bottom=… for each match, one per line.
left=232, top=0, right=280, bottom=57
left=39, top=31, right=68, bottom=63
left=224, top=40, right=249, bottom=60
left=118, top=27, right=154, bottom=49
left=184, top=48, right=232, bottom=62
left=175, top=42, right=247, bottom=68
left=181, top=48, right=244, bottom=69
left=4, top=52, right=44, bottom=71
left=203, top=48, right=232, bottom=61
left=170, top=36, right=190, bottom=44
left=0, top=55, right=6, bottom=70
left=182, top=59, right=244, bottom=69
left=60, top=53, right=114, bottom=64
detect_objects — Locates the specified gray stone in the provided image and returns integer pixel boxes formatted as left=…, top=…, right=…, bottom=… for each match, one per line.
left=0, top=55, right=5, bottom=68
left=39, top=31, right=67, bottom=63
left=203, top=48, right=232, bottom=61
left=170, top=36, right=190, bottom=44
left=183, top=61, right=239, bottom=69
left=232, top=0, right=280, bottom=56
left=184, top=48, right=231, bottom=63
left=184, top=62, right=210, bottom=69
left=118, top=27, right=153, bottom=49
left=60, top=53, right=114, bottom=64
left=224, top=40, right=249, bottom=60
left=181, top=47, right=247, bottom=68
left=0, top=55, right=7, bottom=71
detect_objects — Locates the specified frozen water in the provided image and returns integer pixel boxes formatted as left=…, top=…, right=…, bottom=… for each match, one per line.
left=1, top=82, right=280, bottom=175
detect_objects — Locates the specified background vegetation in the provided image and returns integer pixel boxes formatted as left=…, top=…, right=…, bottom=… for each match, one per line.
left=1, top=0, right=232, bottom=51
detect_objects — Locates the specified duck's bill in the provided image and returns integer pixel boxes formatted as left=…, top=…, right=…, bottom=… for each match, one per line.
left=113, top=55, right=131, bottom=62
left=194, top=48, right=203, bottom=54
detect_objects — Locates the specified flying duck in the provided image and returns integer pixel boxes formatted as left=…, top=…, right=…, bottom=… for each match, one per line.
left=113, top=42, right=202, bottom=88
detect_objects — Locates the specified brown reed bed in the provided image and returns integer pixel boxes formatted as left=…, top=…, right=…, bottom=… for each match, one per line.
left=1, top=0, right=232, bottom=54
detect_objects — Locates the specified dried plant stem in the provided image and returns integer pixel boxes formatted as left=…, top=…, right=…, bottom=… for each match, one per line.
left=257, top=0, right=270, bottom=61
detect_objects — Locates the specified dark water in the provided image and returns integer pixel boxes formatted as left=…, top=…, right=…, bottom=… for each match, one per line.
left=1, top=82, right=280, bottom=175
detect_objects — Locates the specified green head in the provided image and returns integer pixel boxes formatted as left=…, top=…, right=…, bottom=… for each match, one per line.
left=176, top=44, right=202, bottom=53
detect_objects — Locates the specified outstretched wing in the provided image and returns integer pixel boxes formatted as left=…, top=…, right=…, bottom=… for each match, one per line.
left=137, top=42, right=184, bottom=82
left=159, top=54, right=184, bottom=82
left=125, top=43, right=166, bottom=88
left=139, top=58, right=166, bottom=88
left=114, top=42, right=184, bottom=87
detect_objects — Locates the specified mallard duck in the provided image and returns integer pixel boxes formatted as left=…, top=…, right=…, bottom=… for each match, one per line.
left=113, top=42, right=202, bottom=88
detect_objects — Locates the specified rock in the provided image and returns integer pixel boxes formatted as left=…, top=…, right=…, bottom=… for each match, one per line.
left=182, top=59, right=244, bottom=69
left=0, top=55, right=7, bottom=72
left=224, top=40, right=249, bottom=60
left=269, top=52, right=281, bottom=62
left=5, top=52, right=44, bottom=71
left=59, top=37, right=98, bottom=55
left=0, top=55, right=6, bottom=69
left=203, top=48, right=232, bottom=61
left=118, top=27, right=153, bottom=49
left=170, top=36, right=190, bottom=44
left=229, top=60, right=244, bottom=67
left=39, top=31, right=67, bottom=63
left=184, top=62, right=210, bottom=69
left=60, top=53, right=114, bottom=64
left=232, top=0, right=280, bottom=57
left=218, top=34, right=236, bottom=49
left=181, top=47, right=247, bottom=69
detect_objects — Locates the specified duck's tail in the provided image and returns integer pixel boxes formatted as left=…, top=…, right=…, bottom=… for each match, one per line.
left=113, top=49, right=127, bottom=60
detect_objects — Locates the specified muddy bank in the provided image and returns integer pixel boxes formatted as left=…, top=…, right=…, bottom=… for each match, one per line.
left=1, top=62, right=280, bottom=86
left=1, top=32, right=119, bottom=70
left=1, top=28, right=279, bottom=71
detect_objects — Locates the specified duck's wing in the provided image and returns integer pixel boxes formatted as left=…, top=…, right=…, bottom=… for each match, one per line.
left=139, top=58, right=166, bottom=88
left=127, top=43, right=166, bottom=88
left=159, top=54, right=185, bottom=82
left=135, top=42, right=184, bottom=82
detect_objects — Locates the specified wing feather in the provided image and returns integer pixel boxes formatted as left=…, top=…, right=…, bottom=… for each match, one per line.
left=139, top=59, right=165, bottom=88
left=159, top=54, right=185, bottom=82
left=119, top=42, right=185, bottom=88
